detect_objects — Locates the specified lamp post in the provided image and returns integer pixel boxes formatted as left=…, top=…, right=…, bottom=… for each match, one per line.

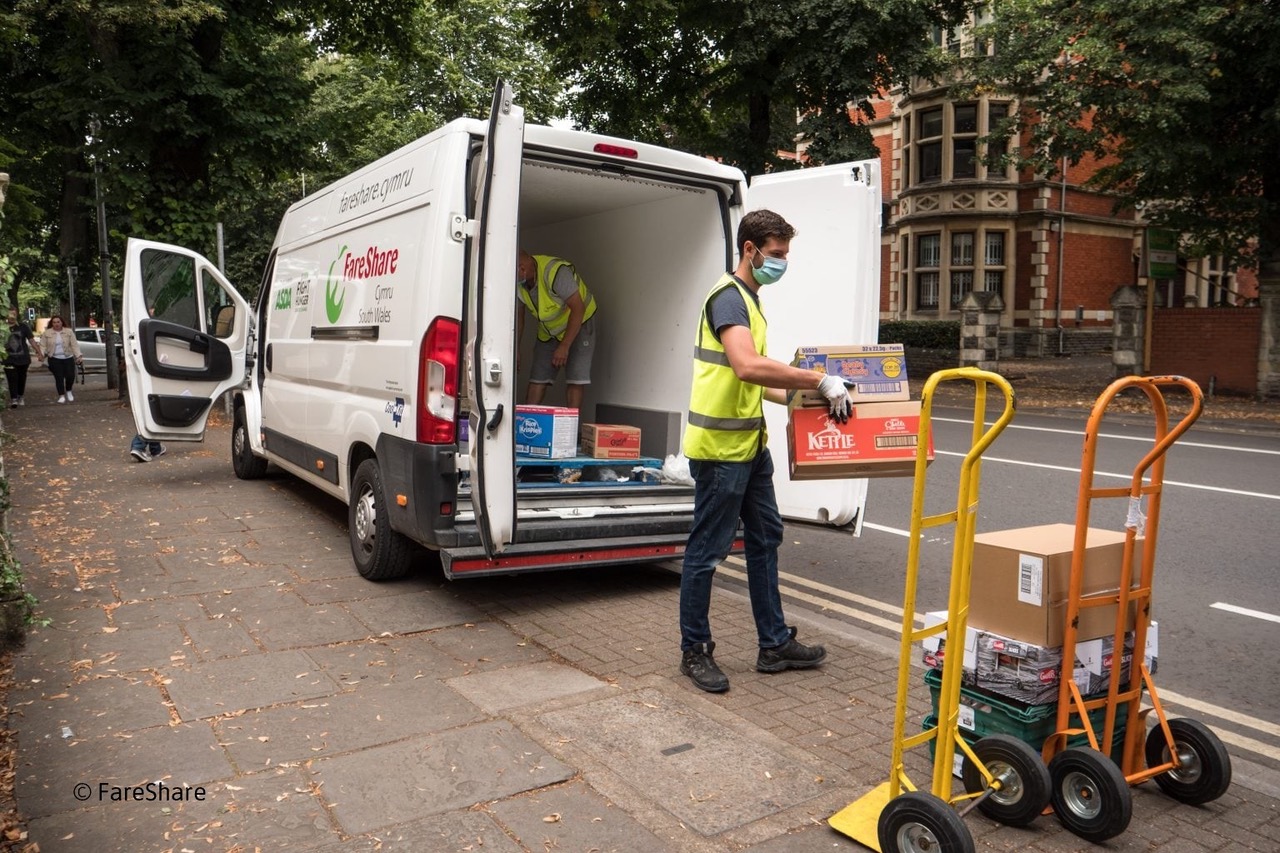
left=89, top=120, right=118, bottom=390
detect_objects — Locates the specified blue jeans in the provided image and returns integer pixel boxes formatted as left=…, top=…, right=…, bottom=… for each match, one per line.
left=679, top=448, right=789, bottom=652
left=130, top=434, right=162, bottom=454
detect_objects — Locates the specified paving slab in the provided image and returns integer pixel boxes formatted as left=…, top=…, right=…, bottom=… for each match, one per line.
left=73, top=622, right=192, bottom=674
left=17, top=674, right=172, bottom=740
left=342, top=588, right=487, bottom=635
left=293, top=574, right=437, bottom=605
left=163, top=649, right=341, bottom=719
left=489, top=779, right=679, bottom=852
left=16, top=722, right=232, bottom=819
left=202, top=587, right=373, bottom=650
left=303, top=634, right=472, bottom=685
left=306, top=809, right=524, bottom=853
left=307, top=719, right=573, bottom=835
left=446, top=660, right=609, bottom=714
left=427, top=621, right=552, bottom=671
left=26, top=767, right=334, bottom=853
left=540, top=686, right=828, bottom=836
left=107, top=595, right=206, bottom=628
left=216, top=678, right=485, bottom=768
left=181, top=614, right=260, bottom=660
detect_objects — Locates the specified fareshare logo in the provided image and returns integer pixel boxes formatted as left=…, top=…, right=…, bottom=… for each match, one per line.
left=325, top=244, right=348, bottom=324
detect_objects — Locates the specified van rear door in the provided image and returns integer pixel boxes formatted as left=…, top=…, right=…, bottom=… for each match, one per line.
left=465, top=80, right=523, bottom=557
left=121, top=238, right=251, bottom=440
left=747, top=161, right=882, bottom=530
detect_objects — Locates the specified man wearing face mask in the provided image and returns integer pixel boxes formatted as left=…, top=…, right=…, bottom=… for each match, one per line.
left=678, top=209, right=853, bottom=693
left=516, top=249, right=597, bottom=411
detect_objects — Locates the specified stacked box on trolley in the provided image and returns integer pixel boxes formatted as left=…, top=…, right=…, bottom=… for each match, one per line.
left=921, top=610, right=1158, bottom=706
left=923, top=669, right=1128, bottom=776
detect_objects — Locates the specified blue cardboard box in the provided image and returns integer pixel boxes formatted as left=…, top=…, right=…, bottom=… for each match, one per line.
left=515, top=405, right=579, bottom=459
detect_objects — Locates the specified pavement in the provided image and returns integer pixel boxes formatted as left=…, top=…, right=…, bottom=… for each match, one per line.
left=2, top=368, right=1278, bottom=852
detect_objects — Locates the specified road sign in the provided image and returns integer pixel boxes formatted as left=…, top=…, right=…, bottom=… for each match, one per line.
left=1146, top=228, right=1178, bottom=279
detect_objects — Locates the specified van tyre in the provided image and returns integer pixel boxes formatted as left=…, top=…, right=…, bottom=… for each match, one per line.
left=349, top=459, right=412, bottom=580
left=232, top=405, right=268, bottom=480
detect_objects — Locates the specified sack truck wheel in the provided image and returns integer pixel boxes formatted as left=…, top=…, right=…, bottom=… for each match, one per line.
left=1146, top=717, right=1232, bottom=805
left=1048, top=747, right=1132, bottom=842
left=349, top=458, right=412, bottom=581
left=961, top=734, right=1052, bottom=827
left=232, top=404, right=268, bottom=480
left=877, top=791, right=975, bottom=853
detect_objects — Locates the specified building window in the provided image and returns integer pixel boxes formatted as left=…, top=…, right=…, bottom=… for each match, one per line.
left=916, top=234, right=941, bottom=310
left=1205, top=255, right=1235, bottom=306
left=950, top=232, right=975, bottom=307
left=917, top=108, right=943, bottom=184
left=984, top=232, right=1007, bottom=293
left=986, top=102, right=1010, bottom=172
left=953, top=104, right=978, bottom=179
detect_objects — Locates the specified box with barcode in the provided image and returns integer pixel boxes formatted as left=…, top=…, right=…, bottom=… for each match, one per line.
left=968, top=523, right=1143, bottom=647
left=788, top=344, right=910, bottom=408
left=787, top=400, right=932, bottom=480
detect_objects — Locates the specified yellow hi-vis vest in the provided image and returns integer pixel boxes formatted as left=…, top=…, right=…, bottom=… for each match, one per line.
left=683, top=274, right=768, bottom=462
left=517, top=255, right=597, bottom=342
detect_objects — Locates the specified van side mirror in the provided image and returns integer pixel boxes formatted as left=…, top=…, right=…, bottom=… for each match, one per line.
left=213, top=304, right=235, bottom=339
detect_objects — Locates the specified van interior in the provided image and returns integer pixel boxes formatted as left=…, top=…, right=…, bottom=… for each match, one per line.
left=467, top=152, right=740, bottom=503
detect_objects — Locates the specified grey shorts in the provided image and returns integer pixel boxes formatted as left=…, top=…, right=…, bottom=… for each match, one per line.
left=530, top=318, right=596, bottom=385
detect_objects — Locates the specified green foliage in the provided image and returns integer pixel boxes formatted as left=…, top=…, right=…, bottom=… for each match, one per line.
left=960, top=0, right=1280, bottom=271
left=530, top=0, right=972, bottom=175
left=879, top=320, right=960, bottom=350
left=1, top=0, right=564, bottom=304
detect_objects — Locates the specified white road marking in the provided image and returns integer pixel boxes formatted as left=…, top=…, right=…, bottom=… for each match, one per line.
left=933, top=450, right=1280, bottom=501
left=933, top=416, right=1280, bottom=456
left=1211, top=602, right=1280, bottom=624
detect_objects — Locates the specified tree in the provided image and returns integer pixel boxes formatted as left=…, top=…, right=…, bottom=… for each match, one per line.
left=530, top=0, right=972, bottom=176
left=962, top=0, right=1280, bottom=276
left=0, top=0, right=562, bottom=306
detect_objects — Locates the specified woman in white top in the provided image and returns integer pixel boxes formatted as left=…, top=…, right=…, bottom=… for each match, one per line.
left=38, top=316, right=82, bottom=403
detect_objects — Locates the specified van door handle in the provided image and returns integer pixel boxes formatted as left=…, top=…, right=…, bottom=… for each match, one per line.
left=486, top=404, right=504, bottom=432
left=265, top=343, right=273, bottom=372
left=484, top=357, right=502, bottom=386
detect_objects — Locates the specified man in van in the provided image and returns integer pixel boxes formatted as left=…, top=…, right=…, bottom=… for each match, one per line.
left=678, top=209, right=853, bottom=693
left=516, top=249, right=597, bottom=411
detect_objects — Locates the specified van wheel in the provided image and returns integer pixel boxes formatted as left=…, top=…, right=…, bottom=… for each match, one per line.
left=349, top=458, right=412, bottom=580
left=232, top=405, right=268, bottom=480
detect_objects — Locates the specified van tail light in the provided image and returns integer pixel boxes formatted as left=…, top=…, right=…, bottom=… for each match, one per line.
left=418, top=316, right=461, bottom=444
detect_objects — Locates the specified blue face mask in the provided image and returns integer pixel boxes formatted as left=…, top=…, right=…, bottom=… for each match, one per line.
left=751, top=247, right=788, bottom=285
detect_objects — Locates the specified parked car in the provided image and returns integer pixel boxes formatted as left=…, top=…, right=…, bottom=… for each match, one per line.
left=73, top=327, right=121, bottom=373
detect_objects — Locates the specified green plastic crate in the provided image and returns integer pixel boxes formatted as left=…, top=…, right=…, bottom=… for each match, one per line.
left=923, top=668, right=1127, bottom=759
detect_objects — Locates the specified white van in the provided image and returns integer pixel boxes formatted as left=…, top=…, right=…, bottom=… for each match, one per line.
left=122, top=81, right=883, bottom=580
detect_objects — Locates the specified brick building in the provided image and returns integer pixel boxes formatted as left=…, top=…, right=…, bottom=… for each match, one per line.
left=846, top=63, right=1259, bottom=356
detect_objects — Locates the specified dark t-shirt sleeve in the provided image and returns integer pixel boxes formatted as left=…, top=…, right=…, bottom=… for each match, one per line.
left=706, top=286, right=750, bottom=342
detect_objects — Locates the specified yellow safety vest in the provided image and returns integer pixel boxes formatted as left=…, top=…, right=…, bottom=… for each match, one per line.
left=517, top=255, right=597, bottom=342
left=683, top=274, right=768, bottom=462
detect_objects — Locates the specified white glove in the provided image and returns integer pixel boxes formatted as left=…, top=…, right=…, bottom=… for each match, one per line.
left=817, top=374, right=854, bottom=423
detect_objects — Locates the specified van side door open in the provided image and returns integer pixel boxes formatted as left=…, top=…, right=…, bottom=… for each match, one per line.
left=465, top=79, right=522, bottom=557
left=123, top=238, right=251, bottom=440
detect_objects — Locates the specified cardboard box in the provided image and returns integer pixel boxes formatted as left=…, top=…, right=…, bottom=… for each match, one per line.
left=580, top=423, right=641, bottom=459
left=595, top=404, right=681, bottom=460
left=789, top=344, right=910, bottom=407
left=515, top=405, right=579, bottom=459
left=968, top=523, right=1144, bottom=647
left=786, top=400, right=933, bottom=480
left=922, top=611, right=1159, bottom=706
